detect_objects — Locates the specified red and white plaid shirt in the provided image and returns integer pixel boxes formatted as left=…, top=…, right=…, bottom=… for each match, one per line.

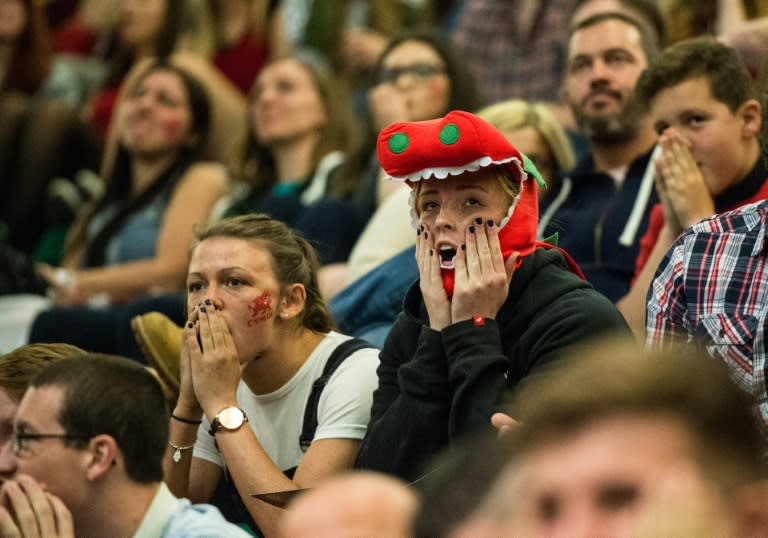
left=451, top=0, right=574, bottom=104
left=646, top=200, right=768, bottom=434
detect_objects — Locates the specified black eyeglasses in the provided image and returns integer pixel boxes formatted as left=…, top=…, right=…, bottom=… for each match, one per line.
left=12, top=432, right=91, bottom=455
left=377, top=63, right=446, bottom=85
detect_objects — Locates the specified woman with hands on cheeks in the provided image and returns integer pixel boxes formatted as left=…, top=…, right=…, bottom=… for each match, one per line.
left=354, top=110, right=628, bottom=481
left=163, top=214, right=380, bottom=537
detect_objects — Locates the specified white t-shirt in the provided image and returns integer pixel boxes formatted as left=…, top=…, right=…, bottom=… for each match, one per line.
left=194, top=331, right=380, bottom=472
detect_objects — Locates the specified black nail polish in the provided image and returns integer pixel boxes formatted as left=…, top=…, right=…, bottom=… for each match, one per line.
left=187, top=322, right=193, bottom=328
left=204, top=299, right=212, bottom=305
left=200, top=306, right=207, bottom=313
left=461, top=244, right=466, bottom=250
left=429, top=249, right=433, bottom=256
left=475, top=217, right=483, bottom=225
left=424, top=231, right=428, bottom=239
left=487, top=219, right=494, bottom=227
left=469, top=225, right=475, bottom=234
left=417, top=229, right=421, bottom=236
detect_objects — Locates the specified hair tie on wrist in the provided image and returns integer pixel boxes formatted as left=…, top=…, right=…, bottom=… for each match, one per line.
left=171, top=414, right=202, bottom=425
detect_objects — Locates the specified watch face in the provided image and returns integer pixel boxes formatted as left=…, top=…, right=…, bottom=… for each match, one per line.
left=218, top=407, right=245, bottom=430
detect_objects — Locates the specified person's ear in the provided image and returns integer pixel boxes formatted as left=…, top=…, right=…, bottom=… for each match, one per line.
left=738, top=99, right=762, bottom=139
left=278, top=284, right=307, bottom=321
left=85, top=434, right=120, bottom=481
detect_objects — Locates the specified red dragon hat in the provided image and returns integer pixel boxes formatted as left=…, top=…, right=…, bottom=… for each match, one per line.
left=377, top=110, right=582, bottom=297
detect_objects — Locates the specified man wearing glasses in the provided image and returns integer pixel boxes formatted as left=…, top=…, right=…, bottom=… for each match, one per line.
left=0, top=354, right=249, bottom=537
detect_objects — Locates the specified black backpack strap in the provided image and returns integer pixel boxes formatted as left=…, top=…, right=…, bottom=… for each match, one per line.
left=299, top=338, right=375, bottom=451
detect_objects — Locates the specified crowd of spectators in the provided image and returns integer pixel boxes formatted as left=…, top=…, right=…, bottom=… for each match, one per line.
left=1, top=0, right=768, bottom=536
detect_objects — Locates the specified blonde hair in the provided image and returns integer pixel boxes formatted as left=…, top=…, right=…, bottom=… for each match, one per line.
left=0, top=343, right=86, bottom=402
left=476, top=100, right=576, bottom=178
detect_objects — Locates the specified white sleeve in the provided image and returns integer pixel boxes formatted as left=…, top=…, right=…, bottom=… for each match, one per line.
left=313, top=347, right=380, bottom=441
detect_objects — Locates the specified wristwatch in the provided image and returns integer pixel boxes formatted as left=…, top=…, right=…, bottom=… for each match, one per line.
left=209, top=406, right=248, bottom=436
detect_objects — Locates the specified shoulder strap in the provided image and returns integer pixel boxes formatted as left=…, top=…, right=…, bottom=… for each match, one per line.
left=299, top=337, right=375, bottom=452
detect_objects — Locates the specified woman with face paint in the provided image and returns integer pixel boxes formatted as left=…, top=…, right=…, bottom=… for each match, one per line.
left=0, top=60, right=227, bottom=351
left=163, top=214, right=380, bottom=537
left=353, top=110, right=629, bottom=481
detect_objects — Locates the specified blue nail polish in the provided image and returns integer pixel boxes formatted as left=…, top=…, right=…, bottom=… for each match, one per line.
left=200, top=306, right=207, bottom=313
left=475, top=217, right=483, bottom=225
left=487, top=219, right=494, bottom=227
left=469, top=225, right=475, bottom=234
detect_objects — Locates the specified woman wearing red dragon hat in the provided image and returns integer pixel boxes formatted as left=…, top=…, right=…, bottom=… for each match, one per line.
left=354, top=110, right=629, bottom=481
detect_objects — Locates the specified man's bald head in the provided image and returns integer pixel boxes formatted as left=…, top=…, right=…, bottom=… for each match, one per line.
left=281, top=471, right=418, bottom=538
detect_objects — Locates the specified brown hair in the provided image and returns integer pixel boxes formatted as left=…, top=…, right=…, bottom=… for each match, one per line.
left=4, top=0, right=53, bottom=95
left=193, top=214, right=335, bottom=333
left=635, top=36, right=755, bottom=114
left=0, top=343, right=85, bottom=402
left=510, top=337, right=764, bottom=492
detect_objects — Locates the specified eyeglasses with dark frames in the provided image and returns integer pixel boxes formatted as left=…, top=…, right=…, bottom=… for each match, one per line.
left=377, top=63, right=446, bottom=85
left=12, top=432, right=91, bottom=455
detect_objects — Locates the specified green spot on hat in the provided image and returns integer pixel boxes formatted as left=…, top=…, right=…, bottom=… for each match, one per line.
left=389, top=132, right=409, bottom=154
left=439, top=123, right=460, bottom=145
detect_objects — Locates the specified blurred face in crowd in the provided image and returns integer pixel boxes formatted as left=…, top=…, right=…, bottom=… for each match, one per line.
left=119, top=0, right=166, bottom=50
left=649, top=77, right=762, bottom=196
left=118, top=68, right=196, bottom=159
left=0, top=0, right=25, bottom=43
left=468, top=414, right=729, bottom=537
left=377, top=40, right=451, bottom=123
left=250, top=58, right=327, bottom=148
left=565, top=18, right=648, bottom=144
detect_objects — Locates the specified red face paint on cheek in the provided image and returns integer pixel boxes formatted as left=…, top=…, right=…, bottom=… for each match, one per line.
left=163, top=117, right=186, bottom=143
left=248, top=291, right=273, bottom=327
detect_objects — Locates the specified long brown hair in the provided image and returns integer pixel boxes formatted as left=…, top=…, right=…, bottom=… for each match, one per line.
left=4, top=0, right=53, bottom=94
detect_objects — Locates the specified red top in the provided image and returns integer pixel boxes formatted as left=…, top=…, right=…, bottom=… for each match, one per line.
left=213, top=31, right=269, bottom=95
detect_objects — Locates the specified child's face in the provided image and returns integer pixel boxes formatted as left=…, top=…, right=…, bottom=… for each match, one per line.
left=649, top=77, right=761, bottom=196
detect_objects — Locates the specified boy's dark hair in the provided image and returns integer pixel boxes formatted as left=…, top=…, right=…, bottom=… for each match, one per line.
left=30, top=354, right=168, bottom=484
left=635, top=36, right=754, bottom=113
left=571, top=12, right=659, bottom=66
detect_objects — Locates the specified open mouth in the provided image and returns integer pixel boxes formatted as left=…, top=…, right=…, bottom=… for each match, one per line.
left=439, top=245, right=457, bottom=269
